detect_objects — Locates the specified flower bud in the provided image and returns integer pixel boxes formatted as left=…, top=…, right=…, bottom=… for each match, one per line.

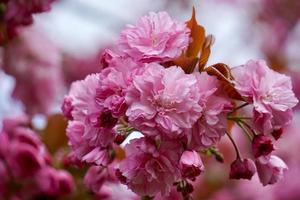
left=256, top=155, right=288, bottom=186
left=271, top=128, right=283, bottom=140
left=56, top=170, right=75, bottom=195
left=252, top=134, right=274, bottom=159
left=230, top=158, right=256, bottom=180
left=36, top=167, right=74, bottom=196
left=179, top=150, right=204, bottom=180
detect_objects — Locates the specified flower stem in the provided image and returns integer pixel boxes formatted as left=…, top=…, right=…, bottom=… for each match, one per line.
left=236, top=121, right=253, bottom=141
left=228, top=102, right=249, bottom=115
left=225, top=131, right=242, bottom=160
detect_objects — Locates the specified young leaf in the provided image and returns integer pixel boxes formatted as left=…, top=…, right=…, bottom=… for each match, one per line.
left=186, top=7, right=206, bottom=58
left=41, top=114, right=68, bottom=154
left=205, top=63, right=244, bottom=101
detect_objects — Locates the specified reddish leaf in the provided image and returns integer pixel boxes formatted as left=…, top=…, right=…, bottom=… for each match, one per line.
left=198, top=35, right=215, bottom=71
left=41, top=114, right=68, bottom=154
left=206, top=63, right=244, bottom=101
left=186, top=7, right=206, bottom=58
left=173, top=55, right=199, bottom=73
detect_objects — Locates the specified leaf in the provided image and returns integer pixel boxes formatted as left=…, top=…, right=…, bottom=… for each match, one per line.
left=198, top=35, right=215, bottom=71
left=41, top=114, right=68, bottom=154
left=205, top=63, right=245, bottom=101
left=186, top=7, right=206, bottom=58
left=173, top=55, right=199, bottom=73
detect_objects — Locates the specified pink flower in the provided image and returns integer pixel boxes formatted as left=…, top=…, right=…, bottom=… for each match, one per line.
left=3, top=127, right=49, bottom=178
left=65, top=73, right=101, bottom=122
left=230, top=158, right=256, bottom=180
left=66, top=121, right=114, bottom=166
left=96, top=56, right=144, bottom=118
left=2, top=114, right=29, bottom=133
left=232, top=59, right=298, bottom=133
left=179, top=150, right=204, bottom=180
left=84, top=166, right=108, bottom=194
left=4, top=0, right=55, bottom=37
left=256, top=155, right=288, bottom=186
left=252, top=134, right=274, bottom=159
left=85, top=166, right=139, bottom=200
left=64, top=74, right=117, bottom=147
left=97, top=182, right=139, bottom=200
left=117, top=137, right=182, bottom=196
left=188, top=73, right=233, bottom=149
left=36, top=167, right=74, bottom=196
left=62, top=49, right=104, bottom=84
left=126, top=63, right=202, bottom=138
left=3, top=27, right=64, bottom=114
left=61, top=96, right=73, bottom=120
left=118, top=12, right=190, bottom=62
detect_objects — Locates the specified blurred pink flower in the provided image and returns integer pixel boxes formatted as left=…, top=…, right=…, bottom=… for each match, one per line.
left=232, top=59, right=298, bottom=133
left=118, top=12, right=190, bottom=63
left=0, top=114, right=74, bottom=198
left=188, top=73, right=233, bottom=149
left=3, top=0, right=56, bottom=37
left=36, top=167, right=74, bottom=196
left=85, top=165, right=139, bottom=200
left=179, top=150, right=204, bottom=180
left=126, top=63, right=202, bottom=138
left=117, top=137, right=182, bottom=196
left=62, top=50, right=103, bottom=84
left=2, top=127, right=49, bottom=178
left=3, top=28, right=64, bottom=114
left=256, top=155, right=288, bottom=186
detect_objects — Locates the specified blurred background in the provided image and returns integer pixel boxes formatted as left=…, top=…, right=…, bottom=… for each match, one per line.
left=0, top=0, right=300, bottom=199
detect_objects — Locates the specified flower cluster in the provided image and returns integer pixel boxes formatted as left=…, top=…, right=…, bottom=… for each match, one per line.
left=0, top=115, right=74, bottom=199
left=62, top=11, right=298, bottom=199
left=2, top=27, right=64, bottom=115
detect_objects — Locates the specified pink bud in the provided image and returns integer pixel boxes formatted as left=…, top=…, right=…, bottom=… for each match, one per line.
left=271, top=128, right=283, bottom=140
left=8, top=144, right=43, bottom=177
left=2, top=115, right=29, bottom=133
left=36, top=167, right=74, bottom=196
left=230, top=158, right=256, bottom=180
left=56, top=170, right=75, bottom=195
left=36, top=167, right=60, bottom=196
left=179, top=150, right=204, bottom=180
left=252, top=134, right=274, bottom=159
left=256, top=155, right=288, bottom=186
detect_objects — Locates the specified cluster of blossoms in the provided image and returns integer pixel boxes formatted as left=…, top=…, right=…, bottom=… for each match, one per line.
left=62, top=11, right=298, bottom=199
left=0, top=115, right=74, bottom=199
left=0, top=0, right=56, bottom=41
left=1, top=26, right=105, bottom=115
left=2, top=27, right=64, bottom=115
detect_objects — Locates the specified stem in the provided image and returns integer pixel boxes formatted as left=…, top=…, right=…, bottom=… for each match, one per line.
left=228, top=103, right=249, bottom=115
left=239, top=120, right=257, bottom=136
left=225, top=131, right=242, bottom=160
left=227, top=116, right=252, bottom=120
left=236, top=121, right=253, bottom=141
